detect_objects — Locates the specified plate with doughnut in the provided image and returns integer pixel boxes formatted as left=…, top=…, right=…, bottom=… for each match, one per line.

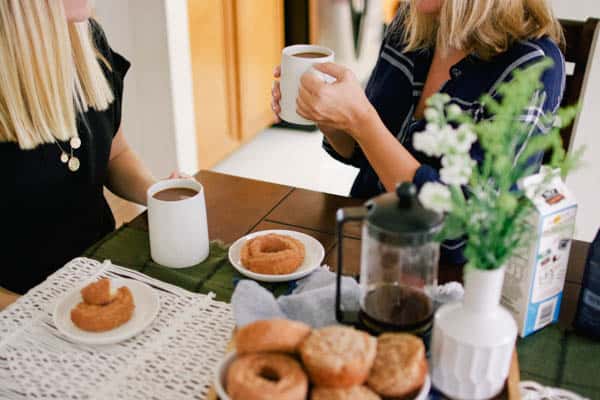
left=228, top=230, right=325, bottom=282
left=53, top=278, right=160, bottom=345
left=213, top=319, right=431, bottom=400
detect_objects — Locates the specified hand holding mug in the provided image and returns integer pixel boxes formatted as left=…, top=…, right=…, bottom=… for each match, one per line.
left=297, top=63, right=375, bottom=140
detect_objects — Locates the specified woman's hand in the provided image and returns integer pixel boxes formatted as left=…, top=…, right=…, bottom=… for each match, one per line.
left=296, top=63, right=376, bottom=140
left=167, top=171, right=192, bottom=179
left=271, top=66, right=282, bottom=122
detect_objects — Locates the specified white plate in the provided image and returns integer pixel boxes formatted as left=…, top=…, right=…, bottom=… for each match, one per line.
left=228, top=230, right=325, bottom=282
left=214, top=352, right=431, bottom=400
left=53, top=278, right=160, bottom=345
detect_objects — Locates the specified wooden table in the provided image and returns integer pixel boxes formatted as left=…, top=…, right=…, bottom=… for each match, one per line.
left=127, top=171, right=589, bottom=399
left=129, top=170, right=589, bottom=329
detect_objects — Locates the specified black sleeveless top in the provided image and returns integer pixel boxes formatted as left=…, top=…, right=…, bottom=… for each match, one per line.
left=0, top=20, right=130, bottom=294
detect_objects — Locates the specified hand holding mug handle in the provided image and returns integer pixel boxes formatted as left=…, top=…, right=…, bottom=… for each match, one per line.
left=309, top=66, right=337, bottom=84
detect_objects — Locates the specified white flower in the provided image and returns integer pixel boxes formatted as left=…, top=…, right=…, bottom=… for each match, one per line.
left=453, top=124, right=477, bottom=153
left=424, top=108, right=440, bottom=122
left=446, top=104, right=463, bottom=119
left=440, top=154, right=476, bottom=186
left=413, top=131, right=442, bottom=157
left=419, top=182, right=453, bottom=214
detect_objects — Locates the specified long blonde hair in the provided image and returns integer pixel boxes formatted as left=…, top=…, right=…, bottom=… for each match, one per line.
left=0, top=1, right=114, bottom=150
left=397, top=0, right=564, bottom=59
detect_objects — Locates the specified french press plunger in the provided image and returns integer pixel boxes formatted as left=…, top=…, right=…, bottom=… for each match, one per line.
left=335, top=183, right=443, bottom=336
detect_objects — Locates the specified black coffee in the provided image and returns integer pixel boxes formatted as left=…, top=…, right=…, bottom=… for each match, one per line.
left=359, top=285, right=433, bottom=334
left=293, top=51, right=328, bottom=58
left=153, top=187, right=198, bottom=201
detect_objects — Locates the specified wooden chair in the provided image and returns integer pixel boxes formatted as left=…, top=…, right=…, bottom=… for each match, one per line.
left=557, top=18, right=599, bottom=152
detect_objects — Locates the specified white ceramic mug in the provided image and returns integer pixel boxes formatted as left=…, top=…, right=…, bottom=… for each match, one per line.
left=147, top=179, right=209, bottom=268
left=279, top=44, right=335, bottom=125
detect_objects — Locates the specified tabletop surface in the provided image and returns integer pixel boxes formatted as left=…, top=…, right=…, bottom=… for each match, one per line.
left=129, top=170, right=589, bottom=330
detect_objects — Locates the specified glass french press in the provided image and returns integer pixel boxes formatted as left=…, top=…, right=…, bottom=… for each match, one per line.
left=335, top=183, right=443, bottom=336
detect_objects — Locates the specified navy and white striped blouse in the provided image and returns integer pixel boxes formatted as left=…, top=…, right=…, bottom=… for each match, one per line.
left=323, top=25, right=566, bottom=263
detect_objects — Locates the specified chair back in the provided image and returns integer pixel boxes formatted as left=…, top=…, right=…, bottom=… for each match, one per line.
left=557, top=18, right=599, bottom=151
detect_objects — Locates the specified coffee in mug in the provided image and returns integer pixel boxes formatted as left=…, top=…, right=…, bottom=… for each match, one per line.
left=147, top=179, right=209, bottom=268
left=152, top=187, right=198, bottom=202
left=293, top=52, right=329, bottom=58
left=279, top=44, right=335, bottom=125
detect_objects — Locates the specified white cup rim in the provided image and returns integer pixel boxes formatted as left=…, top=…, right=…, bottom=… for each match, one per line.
left=282, top=44, right=334, bottom=60
left=147, top=179, right=203, bottom=204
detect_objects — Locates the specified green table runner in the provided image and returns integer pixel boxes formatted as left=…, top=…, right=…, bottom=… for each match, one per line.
left=84, top=225, right=297, bottom=301
left=85, top=224, right=600, bottom=398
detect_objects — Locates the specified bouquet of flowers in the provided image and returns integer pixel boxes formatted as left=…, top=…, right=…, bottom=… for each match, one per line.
left=414, top=58, right=582, bottom=270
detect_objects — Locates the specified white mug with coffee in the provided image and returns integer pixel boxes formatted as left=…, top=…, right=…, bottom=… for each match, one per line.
left=279, top=44, right=335, bottom=125
left=147, top=179, right=209, bottom=268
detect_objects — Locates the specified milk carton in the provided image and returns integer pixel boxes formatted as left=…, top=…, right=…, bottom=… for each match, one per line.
left=501, top=170, right=578, bottom=337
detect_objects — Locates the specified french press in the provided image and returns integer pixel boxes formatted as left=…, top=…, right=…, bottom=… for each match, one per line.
left=335, top=183, right=443, bottom=336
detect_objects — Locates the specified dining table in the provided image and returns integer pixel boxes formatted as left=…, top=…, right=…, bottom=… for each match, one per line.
left=2, top=170, right=597, bottom=400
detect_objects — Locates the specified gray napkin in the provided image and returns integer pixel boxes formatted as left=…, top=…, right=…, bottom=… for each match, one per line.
left=232, top=267, right=360, bottom=328
left=231, top=267, right=464, bottom=328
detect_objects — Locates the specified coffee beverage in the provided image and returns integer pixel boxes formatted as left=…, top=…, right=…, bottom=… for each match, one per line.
left=293, top=51, right=328, bottom=58
left=359, top=284, right=433, bottom=334
left=152, top=187, right=198, bottom=202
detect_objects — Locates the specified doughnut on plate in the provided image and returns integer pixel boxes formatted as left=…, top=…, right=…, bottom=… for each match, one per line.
left=229, top=230, right=325, bottom=282
left=53, top=278, right=159, bottom=345
left=213, top=351, right=432, bottom=400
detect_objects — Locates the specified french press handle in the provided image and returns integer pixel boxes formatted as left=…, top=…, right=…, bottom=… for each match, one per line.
left=335, top=206, right=367, bottom=325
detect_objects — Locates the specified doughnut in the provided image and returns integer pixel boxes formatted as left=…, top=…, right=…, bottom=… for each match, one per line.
left=71, top=286, right=135, bottom=332
left=367, top=333, right=427, bottom=398
left=236, top=319, right=311, bottom=355
left=241, top=233, right=305, bottom=275
left=300, top=326, right=377, bottom=388
left=311, top=385, right=381, bottom=400
left=226, top=353, right=308, bottom=400
left=81, top=278, right=113, bottom=305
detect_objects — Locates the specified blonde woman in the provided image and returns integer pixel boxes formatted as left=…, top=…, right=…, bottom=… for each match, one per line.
left=0, top=0, right=167, bottom=306
left=271, top=0, right=565, bottom=263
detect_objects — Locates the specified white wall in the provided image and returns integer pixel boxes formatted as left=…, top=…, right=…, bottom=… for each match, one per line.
left=550, top=0, right=600, bottom=242
left=94, top=0, right=197, bottom=177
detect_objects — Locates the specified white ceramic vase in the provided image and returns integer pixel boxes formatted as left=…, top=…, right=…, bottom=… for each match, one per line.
left=431, top=266, right=517, bottom=399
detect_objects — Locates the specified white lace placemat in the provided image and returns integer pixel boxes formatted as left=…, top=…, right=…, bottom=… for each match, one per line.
left=0, top=257, right=235, bottom=400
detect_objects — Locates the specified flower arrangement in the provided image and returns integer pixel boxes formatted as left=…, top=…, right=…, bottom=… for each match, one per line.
left=414, top=58, right=582, bottom=270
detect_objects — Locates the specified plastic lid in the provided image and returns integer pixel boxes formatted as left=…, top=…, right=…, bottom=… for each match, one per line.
left=365, top=183, right=443, bottom=244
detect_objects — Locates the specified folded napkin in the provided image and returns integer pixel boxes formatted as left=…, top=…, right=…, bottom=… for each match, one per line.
left=232, top=266, right=464, bottom=328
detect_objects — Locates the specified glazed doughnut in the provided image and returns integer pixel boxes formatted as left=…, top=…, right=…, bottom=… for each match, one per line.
left=226, top=353, right=308, bottom=400
left=81, top=278, right=113, bottom=305
left=300, top=326, right=377, bottom=388
left=241, top=234, right=305, bottom=275
left=367, top=333, right=427, bottom=398
left=71, top=286, right=135, bottom=332
left=311, top=385, right=381, bottom=400
left=236, top=319, right=311, bottom=355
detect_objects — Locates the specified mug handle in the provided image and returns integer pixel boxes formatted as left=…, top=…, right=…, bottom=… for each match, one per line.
left=309, top=67, right=337, bottom=84
left=335, top=206, right=367, bottom=325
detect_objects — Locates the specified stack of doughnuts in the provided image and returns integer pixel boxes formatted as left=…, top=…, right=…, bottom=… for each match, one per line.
left=240, top=233, right=305, bottom=275
left=225, top=319, right=428, bottom=400
left=70, top=278, right=135, bottom=332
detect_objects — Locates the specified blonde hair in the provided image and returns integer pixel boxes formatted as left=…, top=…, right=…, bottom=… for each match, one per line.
left=398, top=0, right=564, bottom=59
left=0, top=1, right=114, bottom=150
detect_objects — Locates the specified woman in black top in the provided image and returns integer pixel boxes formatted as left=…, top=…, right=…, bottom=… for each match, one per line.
left=0, top=1, right=163, bottom=305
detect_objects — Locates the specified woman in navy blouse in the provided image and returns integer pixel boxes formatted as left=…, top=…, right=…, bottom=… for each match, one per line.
left=273, top=0, right=564, bottom=197
left=271, top=0, right=565, bottom=262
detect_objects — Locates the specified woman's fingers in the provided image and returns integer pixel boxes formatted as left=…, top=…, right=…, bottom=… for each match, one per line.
left=273, top=65, right=281, bottom=78
left=296, top=94, right=314, bottom=121
left=271, top=80, right=281, bottom=100
left=168, top=171, right=191, bottom=179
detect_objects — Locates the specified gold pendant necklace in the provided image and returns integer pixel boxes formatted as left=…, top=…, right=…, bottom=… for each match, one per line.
left=56, top=136, right=81, bottom=172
